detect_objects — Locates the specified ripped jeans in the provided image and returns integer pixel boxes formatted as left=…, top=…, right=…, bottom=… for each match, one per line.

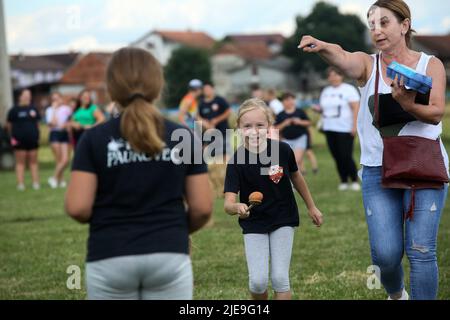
left=362, top=166, right=448, bottom=300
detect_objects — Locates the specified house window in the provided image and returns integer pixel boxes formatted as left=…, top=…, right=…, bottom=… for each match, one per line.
left=146, top=42, right=155, bottom=50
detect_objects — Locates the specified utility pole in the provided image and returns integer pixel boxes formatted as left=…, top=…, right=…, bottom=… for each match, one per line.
left=0, top=0, right=12, bottom=125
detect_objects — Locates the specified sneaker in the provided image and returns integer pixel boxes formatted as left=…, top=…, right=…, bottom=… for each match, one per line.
left=32, top=182, right=41, bottom=190
left=17, top=184, right=25, bottom=191
left=388, top=289, right=409, bottom=300
left=48, top=177, right=58, bottom=189
left=338, top=183, right=349, bottom=191
left=312, top=168, right=319, bottom=175
left=350, top=182, right=361, bottom=191
left=59, top=181, right=67, bottom=188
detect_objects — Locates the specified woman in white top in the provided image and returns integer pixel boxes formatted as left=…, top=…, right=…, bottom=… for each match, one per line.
left=299, top=0, right=448, bottom=300
left=319, top=67, right=360, bottom=191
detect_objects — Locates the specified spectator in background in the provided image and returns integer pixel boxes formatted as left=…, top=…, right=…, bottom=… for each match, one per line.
left=265, top=89, right=284, bottom=140
left=178, top=79, right=203, bottom=130
left=275, top=92, right=311, bottom=171
left=198, top=82, right=232, bottom=161
left=69, top=90, right=105, bottom=147
left=319, top=67, right=360, bottom=191
left=265, top=89, right=284, bottom=116
left=45, top=92, right=72, bottom=189
left=5, top=89, right=41, bottom=191
left=65, top=47, right=212, bottom=300
left=301, top=126, right=319, bottom=175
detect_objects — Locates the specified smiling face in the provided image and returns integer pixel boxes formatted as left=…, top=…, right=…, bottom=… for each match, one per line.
left=51, top=93, right=62, bottom=106
left=19, top=90, right=32, bottom=107
left=367, top=6, right=410, bottom=51
left=238, top=108, right=270, bottom=151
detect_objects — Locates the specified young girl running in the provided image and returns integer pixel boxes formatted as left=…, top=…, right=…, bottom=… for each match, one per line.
left=224, top=98, right=323, bottom=300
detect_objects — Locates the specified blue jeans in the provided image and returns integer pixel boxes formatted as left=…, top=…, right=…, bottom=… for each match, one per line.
left=362, top=166, right=448, bottom=300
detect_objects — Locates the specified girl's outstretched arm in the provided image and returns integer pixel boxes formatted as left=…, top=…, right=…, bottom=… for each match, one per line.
left=224, top=192, right=250, bottom=219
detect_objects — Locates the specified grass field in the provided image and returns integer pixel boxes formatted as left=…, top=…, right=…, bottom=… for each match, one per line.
left=0, top=113, right=449, bottom=300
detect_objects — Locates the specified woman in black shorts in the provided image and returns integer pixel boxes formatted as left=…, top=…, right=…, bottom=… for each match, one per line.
left=6, top=89, right=41, bottom=191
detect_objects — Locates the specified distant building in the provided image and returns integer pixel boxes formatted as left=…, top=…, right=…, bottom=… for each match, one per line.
left=130, top=29, right=215, bottom=65
left=212, top=33, right=299, bottom=101
left=56, top=52, right=113, bottom=106
left=9, top=53, right=79, bottom=110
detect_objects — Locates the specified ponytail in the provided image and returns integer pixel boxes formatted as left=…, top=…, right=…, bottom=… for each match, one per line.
left=120, top=99, right=165, bottom=156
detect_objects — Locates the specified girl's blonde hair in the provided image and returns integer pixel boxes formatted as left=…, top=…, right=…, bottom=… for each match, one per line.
left=236, top=98, right=274, bottom=127
left=106, top=47, right=165, bottom=156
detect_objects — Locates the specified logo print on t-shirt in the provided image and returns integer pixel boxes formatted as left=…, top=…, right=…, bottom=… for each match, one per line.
left=212, top=103, right=219, bottom=112
left=268, top=165, right=284, bottom=184
left=29, top=110, right=37, bottom=118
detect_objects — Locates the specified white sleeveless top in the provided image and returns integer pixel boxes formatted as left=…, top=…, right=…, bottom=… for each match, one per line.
left=357, top=52, right=449, bottom=172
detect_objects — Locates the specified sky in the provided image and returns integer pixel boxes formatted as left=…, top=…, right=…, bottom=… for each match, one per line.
left=4, top=0, right=450, bottom=54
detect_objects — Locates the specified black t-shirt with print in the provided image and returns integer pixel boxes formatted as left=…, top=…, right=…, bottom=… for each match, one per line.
left=7, top=105, right=41, bottom=142
left=224, top=139, right=300, bottom=234
left=198, top=96, right=230, bottom=134
left=72, top=116, right=208, bottom=262
left=275, top=109, right=310, bottom=140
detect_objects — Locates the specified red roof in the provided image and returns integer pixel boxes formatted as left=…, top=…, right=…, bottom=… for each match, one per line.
left=10, top=52, right=80, bottom=72
left=154, top=30, right=215, bottom=50
left=414, top=35, right=450, bottom=59
left=60, top=52, right=112, bottom=85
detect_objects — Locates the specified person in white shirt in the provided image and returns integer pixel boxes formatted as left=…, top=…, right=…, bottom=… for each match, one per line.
left=299, top=0, right=449, bottom=301
left=319, top=67, right=360, bottom=191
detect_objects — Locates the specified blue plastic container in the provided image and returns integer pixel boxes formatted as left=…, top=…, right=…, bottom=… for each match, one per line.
left=387, top=61, right=432, bottom=94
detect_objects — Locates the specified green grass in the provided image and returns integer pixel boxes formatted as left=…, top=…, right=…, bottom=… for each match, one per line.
left=1, top=113, right=450, bottom=300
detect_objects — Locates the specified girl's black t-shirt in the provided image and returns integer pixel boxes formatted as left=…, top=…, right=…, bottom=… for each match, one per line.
left=7, top=105, right=41, bottom=142
left=224, top=139, right=300, bottom=234
left=72, top=117, right=208, bottom=262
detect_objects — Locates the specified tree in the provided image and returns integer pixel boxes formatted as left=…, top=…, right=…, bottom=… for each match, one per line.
left=283, top=1, right=370, bottom=74
left=163, top=46, right=211, bottom=108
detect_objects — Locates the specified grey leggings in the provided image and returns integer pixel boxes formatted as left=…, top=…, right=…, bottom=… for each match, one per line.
left=86, top=253, right=193, bottom=300
left=244, top=226, right=295, bottom=294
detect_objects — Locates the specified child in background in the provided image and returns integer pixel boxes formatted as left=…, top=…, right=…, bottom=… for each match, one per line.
left=224, top=98, right=323, bottom=300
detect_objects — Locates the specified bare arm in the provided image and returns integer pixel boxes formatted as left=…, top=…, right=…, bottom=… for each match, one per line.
left=65, top=171, right=97, bottom=224
left=391, top=57, right=446, bottom=125
left=290, top=171, right=323, bottom=227
left=293, top=118, right=311, bottom=127
left=185, top=173, right=213, bottom=234
left=298, top=35, right=373, bottom=84
left=5, top=122, right=12, bottom=136
left=274, top=118, right=293, bottom=131
left=224, top=192, right=250, bottom=219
